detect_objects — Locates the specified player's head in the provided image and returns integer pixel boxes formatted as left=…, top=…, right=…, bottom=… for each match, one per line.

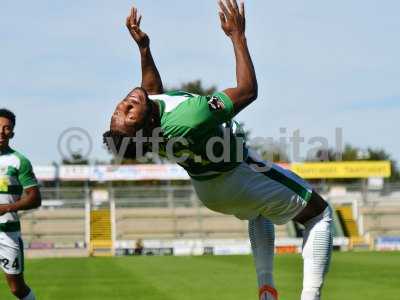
left=0, top=108, right=16, bottom=149
left=110, top=87, right=152, bottom=135
left=103, top=87, right=153, bottom=159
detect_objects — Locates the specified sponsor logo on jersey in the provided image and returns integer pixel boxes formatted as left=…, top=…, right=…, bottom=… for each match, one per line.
left=207, top=96, right=225, bottom=112
left=0, top=177, right=9, bottom=192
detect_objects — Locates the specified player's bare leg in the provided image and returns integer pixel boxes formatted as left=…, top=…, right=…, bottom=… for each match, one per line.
left=293, top=192, right=328, bottom=224
left=5, top=273, right=36, bottom=300
left=294, top=193, right=333, bottom=300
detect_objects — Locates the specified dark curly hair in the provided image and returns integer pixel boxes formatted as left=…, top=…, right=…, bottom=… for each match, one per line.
left=0, top=108, right=16, bottom=127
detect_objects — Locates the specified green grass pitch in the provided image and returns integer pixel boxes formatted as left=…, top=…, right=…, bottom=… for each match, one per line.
left=1, top=252, right=399, bottom=299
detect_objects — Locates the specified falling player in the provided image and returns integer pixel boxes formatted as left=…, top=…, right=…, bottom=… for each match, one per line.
left=104, top=1, right=333, bottom=299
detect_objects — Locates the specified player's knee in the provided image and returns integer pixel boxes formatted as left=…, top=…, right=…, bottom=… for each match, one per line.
left=304, top=206, right=333, bottom=230
left=324, top=205, right=333, bottom=221
left=248, top=216, right=275, bottom=248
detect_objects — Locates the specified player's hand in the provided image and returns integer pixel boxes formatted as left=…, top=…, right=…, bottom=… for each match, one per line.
left=126, top=6, right=150, bottom=49
left=0, top=205, right=10, bottom=216
left=218, top=0, right=246, bottom=39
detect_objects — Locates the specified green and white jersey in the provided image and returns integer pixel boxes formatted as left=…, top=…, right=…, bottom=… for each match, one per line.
left=149, top=91, right=247, bottom=179
left=0, top=148, right=38, bottom=224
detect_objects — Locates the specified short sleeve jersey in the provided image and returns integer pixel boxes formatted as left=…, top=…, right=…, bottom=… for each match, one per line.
left=149, top=91, right=247, bottom=179
left=0, top=148, right=38, bottom=223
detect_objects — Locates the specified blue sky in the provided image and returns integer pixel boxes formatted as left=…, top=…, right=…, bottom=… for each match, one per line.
left=1, top=0, right=398, bottom=165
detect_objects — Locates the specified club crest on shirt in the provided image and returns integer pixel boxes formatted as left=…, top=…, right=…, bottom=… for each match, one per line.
left=207, top=96, right=225, bottom=112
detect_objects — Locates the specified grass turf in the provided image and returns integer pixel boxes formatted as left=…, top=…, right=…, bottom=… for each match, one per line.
left=0, top=251, right=399, bottom=299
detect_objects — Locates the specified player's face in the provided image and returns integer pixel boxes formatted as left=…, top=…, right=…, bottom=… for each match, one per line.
left=0, top=117, right=14, bottom=148
left=111, top=87, right=150, bottom=136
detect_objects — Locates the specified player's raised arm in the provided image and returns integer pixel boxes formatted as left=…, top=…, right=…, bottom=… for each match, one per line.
left=218, top=0, right=258, bottom=114
left=126, top=6, right=164, bottom=94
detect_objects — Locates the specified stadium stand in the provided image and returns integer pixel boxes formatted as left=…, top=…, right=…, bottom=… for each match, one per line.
left=18, top=182, right=400, bottom=256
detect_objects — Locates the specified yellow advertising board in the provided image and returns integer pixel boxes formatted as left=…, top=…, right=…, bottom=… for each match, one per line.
left=290, top=161, right=391, bottom=179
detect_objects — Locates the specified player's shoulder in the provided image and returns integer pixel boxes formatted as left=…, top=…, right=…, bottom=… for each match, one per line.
left=150, top=91, right=202, bottom=114
left=10, top=149, right=33, bottom=168
left=0, top=148, right=32, bottom=171
left=149, top=90, right=199, bottom=102
left=164, top=91, right=199, bottom=98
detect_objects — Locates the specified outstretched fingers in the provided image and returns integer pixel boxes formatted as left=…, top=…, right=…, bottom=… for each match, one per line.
left=225, top=0, right=235, bottom=14
left=124, top=5, right=149, bottom=49
left=231, top=0, right=239, bottom=10
left=239, top=1, right=245, bottom=18
left=219, top=0, right=244, bottom=19
left=126, top=6, right=143, bottom=32
left=218, top=0, right=230, bottom=18
left=133, top=7, right=138, bottom=23
left=130, top=7, right=135, bottom=27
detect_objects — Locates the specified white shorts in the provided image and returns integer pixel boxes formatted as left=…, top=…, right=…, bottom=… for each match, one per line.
left=0, top=231, right=24, bottom=275
left=191, top=155, right=313, bottom=225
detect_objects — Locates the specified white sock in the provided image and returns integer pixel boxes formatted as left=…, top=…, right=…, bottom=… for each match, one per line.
left=21, top=290, right=36, bottom=300
left=301, top=206, right=333, bottom=300
left=248, top=216, right=277, bottom=299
